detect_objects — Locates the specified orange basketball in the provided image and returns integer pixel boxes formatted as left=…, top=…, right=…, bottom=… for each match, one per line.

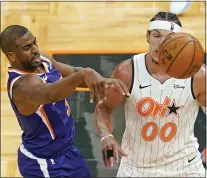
left=158, top=32, right=204, bottom=79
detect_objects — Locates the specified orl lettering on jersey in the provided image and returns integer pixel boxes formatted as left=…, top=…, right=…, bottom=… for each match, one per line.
left=136, top=97, right=183, bottom=118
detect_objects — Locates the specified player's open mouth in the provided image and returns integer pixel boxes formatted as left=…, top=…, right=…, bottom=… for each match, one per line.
left=32, top=54, right=41, bottom=61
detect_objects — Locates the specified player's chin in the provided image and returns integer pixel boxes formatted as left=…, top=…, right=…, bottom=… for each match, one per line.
left=152, top=56, right=160, bottom=65
left=149, top=51, right=159, bottom=62
left=32, top=61, right=41, bottom=67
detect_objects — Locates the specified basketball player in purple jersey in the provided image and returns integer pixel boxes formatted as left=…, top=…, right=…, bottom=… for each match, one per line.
left=0, top=25, right=130, bottom=178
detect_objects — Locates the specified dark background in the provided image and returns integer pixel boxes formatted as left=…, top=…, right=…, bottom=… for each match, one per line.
left=53, top=53, right=206, bottom=177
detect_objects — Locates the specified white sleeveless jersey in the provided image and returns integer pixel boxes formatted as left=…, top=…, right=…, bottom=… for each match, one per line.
left=121, top=53, right=201, bottom=168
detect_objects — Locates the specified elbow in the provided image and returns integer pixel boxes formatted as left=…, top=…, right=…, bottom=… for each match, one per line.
left=44, top=87, right=62, bottom=104
left=46, top=90, right=71, bottom=104
left=45, top=85, right=73, bottom=104
left=95, top=102, right=112, bottom=121
left=47, top=94, right=58, bottom=104
left=95, top=102, right=105, bottom=117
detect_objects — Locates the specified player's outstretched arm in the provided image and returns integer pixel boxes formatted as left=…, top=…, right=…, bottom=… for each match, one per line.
left=12, top=67, right=108, bottom=116
left=40, top=52, right=130, bottom=100
left=193, top=65, right=206, bottom=114
left=40, top=52, right=88, bottom=87
left=40, top=53, right=131, bottom=97
left=40, top=53, right=131, bottom=93
left=94, top=59, right=132, bottom=168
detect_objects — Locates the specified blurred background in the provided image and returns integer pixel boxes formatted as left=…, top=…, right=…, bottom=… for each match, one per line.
left=1, top=1, right=206, bottom=177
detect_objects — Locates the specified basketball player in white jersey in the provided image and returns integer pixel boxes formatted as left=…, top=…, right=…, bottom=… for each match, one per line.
left=94, top=12, right=206, bottom=177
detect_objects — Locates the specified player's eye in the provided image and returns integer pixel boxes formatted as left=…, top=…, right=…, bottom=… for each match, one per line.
left=154, top=34, right=161, bottom=38
left=23, top=45, right=30, bottom=51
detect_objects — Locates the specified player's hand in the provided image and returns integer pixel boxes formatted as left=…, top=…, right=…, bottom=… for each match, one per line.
left=83, top=68, right=106, bottom=103
left=104, top=78, right=130, bottom=98
left=100, top=135, right=127, bottom=168
left=83, top=68, right=130, bottom=103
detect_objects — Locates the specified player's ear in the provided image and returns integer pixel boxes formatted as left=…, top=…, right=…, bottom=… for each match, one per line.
left=146, top=30, right=150, bottom=43
left=6, top=52, right=16, bottom=63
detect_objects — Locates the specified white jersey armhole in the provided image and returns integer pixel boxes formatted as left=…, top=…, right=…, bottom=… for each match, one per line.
left=190, top=76, right=196, bottom=100
left=129, top=55, right=135, bottom=94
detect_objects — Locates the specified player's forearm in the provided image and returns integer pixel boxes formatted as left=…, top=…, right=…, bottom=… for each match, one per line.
left=54, top=64, right=88, bottom=88
left=45, top=70, right=85, bottom=103
left=94, top=104, right=114, bottom=138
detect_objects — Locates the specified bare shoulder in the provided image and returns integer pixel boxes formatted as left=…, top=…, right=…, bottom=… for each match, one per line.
left=11, top=74, right=45, bottom=115
left=112, top=58, right=132, bottom=90
left=13, top=74, right=44, bottom=101
left=194, top=65, right=206, bottom=82
left=14, top=74, right=44, bottom=88
left=113, top=58, right=132, bottom=77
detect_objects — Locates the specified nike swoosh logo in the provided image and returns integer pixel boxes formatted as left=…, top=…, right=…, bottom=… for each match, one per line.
left=188, top=156, right=196, bottom=163
left=139, top=84, right=152, bottom=89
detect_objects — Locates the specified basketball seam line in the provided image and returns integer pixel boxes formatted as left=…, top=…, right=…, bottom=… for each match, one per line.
left=159, top=35, right=193, bottom=54
left=166, top=40, right=195, bottom=73
left=188, top=34, right=204, bottom=50
left=179, top=40, right=196, bottom=78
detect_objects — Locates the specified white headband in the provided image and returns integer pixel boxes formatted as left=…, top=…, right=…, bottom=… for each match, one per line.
left=149, top=20, right=182, bottom=32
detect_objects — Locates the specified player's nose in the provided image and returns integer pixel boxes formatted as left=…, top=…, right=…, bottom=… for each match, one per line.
left=159, top=36, right=166, bottom=47
left=31, top=43, right=39, bottom=54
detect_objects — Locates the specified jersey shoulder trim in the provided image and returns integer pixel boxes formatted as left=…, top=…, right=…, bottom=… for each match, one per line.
left=190, top=76, right=196, bottom=100
left=129, top=56, right=135, bottom=94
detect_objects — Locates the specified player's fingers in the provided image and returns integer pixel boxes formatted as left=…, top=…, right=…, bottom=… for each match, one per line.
left=89, top=88, right=95, bottom=103
left=106, top=145, right=114, bottom=168
left=109, top=156, right=114, bottom=168
left=118, top=79, right=130, bottom=98
left=105, top=84, right=109, bottom=90
left=112, top=83, right=126, bottom=96
left=117, top=144, right=127, bottom=157
left=101, top=140, right=111, bottom=168
left=104, top=149, right=110, bottom=168
left=112, top=143, right=119, bottom=164
left=94, top=85, right=101, bottom=102
left=98, top=82, right=105, bottom=101
left=102, top=149, right=109, bottom=168
left=102, top=81, right=106, bottom=100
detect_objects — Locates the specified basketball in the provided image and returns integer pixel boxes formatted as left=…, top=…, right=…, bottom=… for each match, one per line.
left=158, top=32, right=204, bottom=79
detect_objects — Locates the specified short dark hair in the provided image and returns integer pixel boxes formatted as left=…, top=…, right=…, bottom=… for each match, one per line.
left=0, top=25, right=29, bottom=53
left=150, top=12, right=182, bottom=27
